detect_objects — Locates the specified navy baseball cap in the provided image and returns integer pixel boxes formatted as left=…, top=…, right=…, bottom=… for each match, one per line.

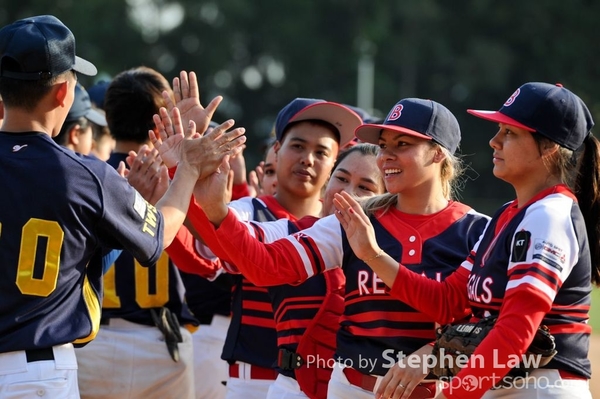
left=0, top=15, right=97, bottom=80
left=274, top=98, right=362, bottom=147
left=355, top=98, right=461, bottom=154
left=67, top=84, right=107, bottom=126
left=87, top=80, right=110, bottom=110
left=467, top=82, right=594, bottom=151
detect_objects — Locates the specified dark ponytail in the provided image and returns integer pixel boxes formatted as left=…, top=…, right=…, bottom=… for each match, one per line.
left=574, top=135, right=600, bottom=286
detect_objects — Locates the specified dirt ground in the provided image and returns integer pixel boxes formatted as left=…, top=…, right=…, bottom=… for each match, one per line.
left=591, top=334, right=599, bottom=398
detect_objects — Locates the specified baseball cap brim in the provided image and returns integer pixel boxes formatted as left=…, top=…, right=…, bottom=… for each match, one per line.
left=289, top=102, right=362, bottom=148
left=73, top=56, right=97, bottom=77
left=355, top=123, right=432, bottom=144
left=85, top=108, right=107, bottom=126
left=467, top=110, right=535, bottom=132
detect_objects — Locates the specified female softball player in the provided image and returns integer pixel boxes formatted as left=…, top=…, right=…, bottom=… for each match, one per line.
left=335, top=82, right=598, bottom=399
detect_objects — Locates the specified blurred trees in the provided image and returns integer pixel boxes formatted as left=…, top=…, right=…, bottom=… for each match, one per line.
left=2, top=0, right=599, bottom=214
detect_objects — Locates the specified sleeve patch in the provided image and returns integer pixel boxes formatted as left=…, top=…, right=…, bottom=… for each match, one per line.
left=133, top=191, right=147, bottom=219
left=532, top=239, right=565, bottom=272
left=510, top=230, right=530, bottom=262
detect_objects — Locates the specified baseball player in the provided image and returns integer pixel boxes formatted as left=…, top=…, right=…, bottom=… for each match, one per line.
left=75, top=66, right=203, bottom=399
left=337, top=83, right=597, bottom=398
left=0, top=14, right=244, bottom=399
left=159, top=93, right=364, bottom=398
left=191, top=98, right=491, bottom=399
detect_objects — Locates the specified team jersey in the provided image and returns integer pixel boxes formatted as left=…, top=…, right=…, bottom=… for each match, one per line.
left=0, top=132, right=163, bottom=352
left=203, top=200, right=489, bottom=375
left=387, top=185, right=592, bottom=398
left=101, top=153, right=197, bottom=326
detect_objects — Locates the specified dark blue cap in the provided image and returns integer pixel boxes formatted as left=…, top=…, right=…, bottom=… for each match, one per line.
left=355, top=98, right=461, bottom=154
left=67, top=84, right=106, bottom=126
left=0, top=15, right=96, bottom=80
left=274, top=98, right=362, bottom=147
left=87, top=80, right=110, bottom=110
left=344, top=105, right=382, bottom=124
left=468, top=82, right=594, bottom=151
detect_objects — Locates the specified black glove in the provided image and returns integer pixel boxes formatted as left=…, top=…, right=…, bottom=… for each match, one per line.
left=150, top=307, right=183, bottom=362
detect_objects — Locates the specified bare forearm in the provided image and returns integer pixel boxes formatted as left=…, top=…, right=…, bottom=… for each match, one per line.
left=156, top=162, right=199, bottom=248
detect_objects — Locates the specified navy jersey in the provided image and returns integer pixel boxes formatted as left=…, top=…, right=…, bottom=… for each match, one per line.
left=466, top=185, right=592, bottom=378
left=180, top=272, right=232, bottom=324
left=102, top=153, right=197, bottom=326
left=0, top=132, right=163, bottom=352
left=249, top=198, right=340, bottom=378
left=208, top=200, right=489, bottom=376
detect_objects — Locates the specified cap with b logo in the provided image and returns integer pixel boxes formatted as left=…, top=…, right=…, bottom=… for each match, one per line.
left=467, top=82, right=594, bottom=151
left=354, top=98, right=461, bottom=154
left=0, top=15, right=97, bottom=80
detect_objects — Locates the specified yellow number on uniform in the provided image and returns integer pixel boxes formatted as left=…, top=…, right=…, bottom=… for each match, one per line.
left=16, top=219, right=64, bottom=297
left=102, top=252, right=170, bottom=308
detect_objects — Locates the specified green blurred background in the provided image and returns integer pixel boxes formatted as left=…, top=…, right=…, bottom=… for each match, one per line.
left=3, top=0, right=599, bottom=328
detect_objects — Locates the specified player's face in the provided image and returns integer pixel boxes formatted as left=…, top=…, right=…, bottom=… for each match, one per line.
left=322, top=151, right=384, bottom=216
left=74, top=125, right=94, bottom=156
left=376, top=129, right=442, bottom=196
left=261, top=146, right=277, bottom=196
left=489, top=123, right=544, bottom=186
left=274, top=122, right=339, bottom=199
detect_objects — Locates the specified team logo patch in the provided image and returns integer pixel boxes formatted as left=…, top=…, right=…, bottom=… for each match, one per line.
left=532, top=239, right=565, bottom=271
left=387, top=104, right=404, bottom=121
left=133, top=191, right=148, bottom=219
left=503, top=88, right=520, bottom=107
left=510, top=230, right=530, bottom=262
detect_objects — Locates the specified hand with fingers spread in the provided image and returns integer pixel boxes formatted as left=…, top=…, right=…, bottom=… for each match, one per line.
left=149, top=107, right=189, bottom=169
left=125, top=146, right=169, bottom=205
left=162, top=70, right=222, bottom=136
left=332, top=191, right=381, bottom=261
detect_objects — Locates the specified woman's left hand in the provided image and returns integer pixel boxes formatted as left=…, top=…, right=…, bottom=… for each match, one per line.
left=333, top=191, right=381, bottom=261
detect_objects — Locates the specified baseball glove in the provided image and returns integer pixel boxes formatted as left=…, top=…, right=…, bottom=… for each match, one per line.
left=430, top=316, right=557, bottom=380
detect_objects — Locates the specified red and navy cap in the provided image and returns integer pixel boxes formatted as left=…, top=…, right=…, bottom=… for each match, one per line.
left=355, top=98, right=461, bottom=154
left=275, top=98, right=363, bottom=148
left=468, top=82, right=594, bottom=151
left=0, top=15, right=97, bottom=80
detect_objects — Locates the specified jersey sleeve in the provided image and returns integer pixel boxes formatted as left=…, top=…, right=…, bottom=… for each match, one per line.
left=504, top=197, right=580, bottom=303
left=211, top=210, right=343, bottom=286
left=166, top=225, right=224, bottom=278
left=94, top=164, right=163, bottom=266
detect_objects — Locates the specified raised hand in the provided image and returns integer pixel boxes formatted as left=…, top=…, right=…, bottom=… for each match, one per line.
left=149, top=107, right=189, bottom=168
left=248, top=161, right=264, bottom=197
left=332, top=191, right=380, bottom=261
left=125, top=145, right=169, bottom=205
left=193, top=156, right=232, bottom=226
left=162, top=70, right=222, bottom=136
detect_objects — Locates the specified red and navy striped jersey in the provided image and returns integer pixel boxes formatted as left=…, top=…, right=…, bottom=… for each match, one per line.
left=206, top=200, right=489, bottom=375
left=102, top=153, right=197, bottom=327
left=464, top=185, right=591, bottom=379
left=386, top=185, right=592, bottom=398
left=0, top=132, right=163, bottom=352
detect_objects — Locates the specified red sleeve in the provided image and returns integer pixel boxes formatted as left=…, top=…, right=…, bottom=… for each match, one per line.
left=165, top=225, right=223, bottom=278
left=185, top=200, right=234, bottom=264
left=231, top=182, right=251, bottom=200
left=390, top=264, right=471, bottom=325
left=211, top=210, right=310, bottom=286
left=443, top=285, right=550, bottom=398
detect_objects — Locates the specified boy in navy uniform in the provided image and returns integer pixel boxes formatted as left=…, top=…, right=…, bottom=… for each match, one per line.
left=0, top=15, right=244, bottom=399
